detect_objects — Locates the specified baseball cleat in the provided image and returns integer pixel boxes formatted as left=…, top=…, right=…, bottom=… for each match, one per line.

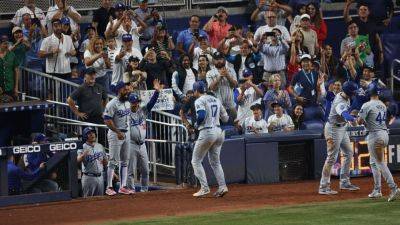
left=118, top=187, right=131, bottom=195
left=318, top=187, right=338, bottom=195
left=128, top=188, right=136, bottom=195
left=105, top=187, right=117, bottom=196
left=213, top=187, right=228, bottom=198
left=388, top=188, right=400, bottom=202
left=340, top=183, right=360, bottom=191
left=368, top=189, right=382, bottom=198
left=193, top=188, right=210, bottom=197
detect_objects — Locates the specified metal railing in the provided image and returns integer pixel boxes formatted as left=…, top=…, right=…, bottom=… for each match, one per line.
left=19, top=66, right=187, bottom=183
left=390, top=58, right=400, bottom=94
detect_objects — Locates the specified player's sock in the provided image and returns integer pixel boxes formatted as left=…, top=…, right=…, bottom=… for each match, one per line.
left=120, top=162, right=128, bottom=188
left=107, top=167, right=114, bottom=188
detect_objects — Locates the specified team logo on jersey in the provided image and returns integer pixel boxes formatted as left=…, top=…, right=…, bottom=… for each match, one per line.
left=116, top=109, right=131, bottom=117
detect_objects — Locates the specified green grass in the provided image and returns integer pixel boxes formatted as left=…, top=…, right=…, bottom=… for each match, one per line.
left=100, top=199, right=400, bottom=225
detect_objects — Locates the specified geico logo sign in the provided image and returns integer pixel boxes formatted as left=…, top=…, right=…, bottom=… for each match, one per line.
left=49, top=143, right=78, bottom=151
left=13, top=146, right=41, bottom=154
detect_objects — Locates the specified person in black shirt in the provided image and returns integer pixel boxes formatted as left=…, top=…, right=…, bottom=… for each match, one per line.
left=67, top=67, right=108, bottom=124
left=92, top=0, right=115, bottom=38
left=139, top=48, right=174, bottom=89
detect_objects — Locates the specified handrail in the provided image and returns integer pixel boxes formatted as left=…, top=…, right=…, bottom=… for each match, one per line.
left=390, top=58, right=400, bottom=93
left=153, top=110, right=183, bottom=121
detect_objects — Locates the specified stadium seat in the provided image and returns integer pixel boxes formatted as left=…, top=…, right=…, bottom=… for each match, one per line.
left=303, top=106, right=325, bottom=122
left=302, top=119, right=324, bottom=131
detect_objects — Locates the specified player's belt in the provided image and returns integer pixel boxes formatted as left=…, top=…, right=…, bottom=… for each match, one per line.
left=119, top=129, right=128, bottom=133
left=329, top=122, right=346, bottom=128
left=200, top=126, right=221, bottom=131
left=83, top=172, right=102, bottom=177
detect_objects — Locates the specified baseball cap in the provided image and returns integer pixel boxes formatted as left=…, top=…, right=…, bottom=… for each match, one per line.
left=250, top=103, right=262, bottom=111
left=271, top=101, right=283, bottom=108
left=122, top=33, right=133, bottom=42
left=128, top=93, right=141, bottom=103
left=34, top=133, right=48, bottom=143
left=0, top=35, right=9, bottom=43
left=217, top=6, right=228, bottom=14
left=129, top=56, right=140, bottom=62
left=363, top=65, right=374, bottom=72
left=12, top=26, right=22, bottom=34
left=85, top=67, right=96, bottom=75
left=85, top=25, right=96, bottom=32
left=300, top=54, right=312, bottom=62
left=113, top=81, right=127, bottom=94
left=212, top=51, right=224, bottom=60
left=114, top=2, right=126, bottom=10
left=300, top=14, right=311, bottom=20
left=60, top=17, right=70, bottom=25
left=138, top=0, right=148, bottom=3
left=243, top=69, right=253, bottom=78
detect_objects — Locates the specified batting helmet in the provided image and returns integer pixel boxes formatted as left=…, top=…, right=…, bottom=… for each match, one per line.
left=366, top=80, right=381, bottom=96
left=342, top=81, right=358, bottom=97
left=128, top=93, right=141, bottom=103
left=192, top=81, right=206, bottom=94
left=83, top=127, right=96, bottom=140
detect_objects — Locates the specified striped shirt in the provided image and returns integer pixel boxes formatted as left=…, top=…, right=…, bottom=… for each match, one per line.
left=261, top=41, right=289, bottom=72
left=206, top=66, right=237, bottom=109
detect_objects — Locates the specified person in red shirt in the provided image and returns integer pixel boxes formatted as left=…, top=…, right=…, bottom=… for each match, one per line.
left=203, top=6, right=232, bottom=48
left=306, top=2, right=327, bottom=47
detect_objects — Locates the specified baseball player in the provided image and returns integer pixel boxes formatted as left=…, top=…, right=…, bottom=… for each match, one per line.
left=77, top=127, right=107, bottom=197
left=191, top=81, right=230, bottom=198
left=319, top=81, right=360, bottom=195
left=357, top=83, right=400, bottom=201
left=127, top=79, right=162, bottom=193
left=103, top=81, right=132, bottom=195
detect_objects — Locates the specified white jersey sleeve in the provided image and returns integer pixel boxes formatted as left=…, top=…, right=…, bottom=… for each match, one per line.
left=335, top=102, right=349, bottom=116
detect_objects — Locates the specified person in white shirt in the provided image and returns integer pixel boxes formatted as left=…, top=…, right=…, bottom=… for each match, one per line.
left=189, top=35, right=216, bottom=70
left=11, top=0, right=46, bottom=28
left=234, top=69, right=263, bottom=124
left=299, top=14, right=318, bottom=57
left=172, top=54, right=198, bottom=101
left=236, top=103, right=268, bottom=135
left=84, top=37, right=112, bottom=92
left=254, top=10, right=291, bottom=43
left=112, top=34, right=143, bottom=84
left=106, top=8, right=147, bottom=51
left=107, top=38, right=118, bottom=69
left=38, top=18, right=76, bottom=79
left=267, top=102, right=294, bottom=133
left=45, top=0, right=81, bottom=34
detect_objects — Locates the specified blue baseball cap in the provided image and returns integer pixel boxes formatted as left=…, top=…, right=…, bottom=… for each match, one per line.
left=115, top=2, right=126, bottom=10
left=112, top=81, right=127, bottom=94
left=85, top=67, right=96, bottom=75
left=243, top=69, right=253, bottom=78
left=122, top=33, right=133, bottom=42
left=60, top=17, right=70, bottom=25
left=128, top=93, right=141, bottom=103
left=34, top=133, right=48, bottom=143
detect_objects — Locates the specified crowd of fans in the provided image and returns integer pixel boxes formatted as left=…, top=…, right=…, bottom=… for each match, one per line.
left=2, top=0, right=399, bottom=196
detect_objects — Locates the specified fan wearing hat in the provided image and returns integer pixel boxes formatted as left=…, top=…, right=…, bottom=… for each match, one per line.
left=360, top=65, right=386, bottom=90
left=288, top=54, right=319, bottom=107
left=207, top=51, right=238, bottom=122
left=10, top=26, right=30, bottom=67
left=235, top=103, right=268, bottom=135
left=203, top=6, right=232, bottom=48
left=106, top=3, right=147, bottom=51
left=267, top=101, right=294, bottom=133
left=0, top=35, right=19, bottom=99
left=189, top=33, right=216, bottom=70
left=38, top=18, right=76, bottom=78
left=299, top=13, right=318, bottom=57
left=123, top=55, right=147, bottom=92
left=45, top=0, right=81, bottom=34
left=112, top=33, right=143, bottom=84
left=234, top=69, right=263, bottom=124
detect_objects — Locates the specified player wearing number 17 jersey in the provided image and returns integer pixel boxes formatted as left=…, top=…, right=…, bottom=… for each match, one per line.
left=191, top=81, right=230, bottom=198
left=357, top=83, right=400, bottom=201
